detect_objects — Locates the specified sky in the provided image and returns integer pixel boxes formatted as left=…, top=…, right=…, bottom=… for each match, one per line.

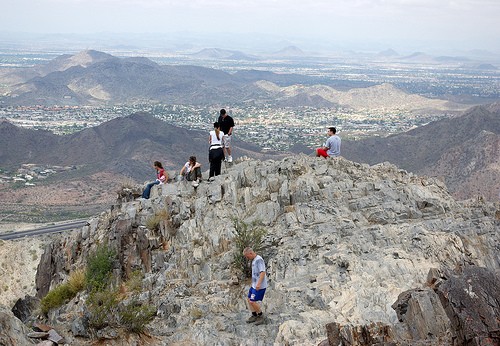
left=1, top=0, right=500, bottom=53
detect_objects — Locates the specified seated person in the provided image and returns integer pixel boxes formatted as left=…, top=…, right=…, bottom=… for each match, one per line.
left=180, top=156, right=202, bottom=187
left=316, top=127, right=341, bottom=158
left=142, top=161, right=167, bottom=199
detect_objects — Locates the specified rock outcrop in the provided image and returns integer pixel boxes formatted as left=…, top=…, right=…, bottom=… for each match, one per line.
left=30, top=155, right=500, bottom=345
left=431, top=266, right=500, bottom=345
left=0, top=307, right=35, bottom=345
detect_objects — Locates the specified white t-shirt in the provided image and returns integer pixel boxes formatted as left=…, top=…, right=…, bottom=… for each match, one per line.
left=251, top=255, right=268, bottom=289
left=210, top=130, right=224, bottom=147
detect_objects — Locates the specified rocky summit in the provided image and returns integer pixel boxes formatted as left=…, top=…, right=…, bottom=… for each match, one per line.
left=15, top=155, right=500, bottom=345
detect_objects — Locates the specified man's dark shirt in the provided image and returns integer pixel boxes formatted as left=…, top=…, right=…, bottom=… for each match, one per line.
left=218, top=115, right=235, bottom=135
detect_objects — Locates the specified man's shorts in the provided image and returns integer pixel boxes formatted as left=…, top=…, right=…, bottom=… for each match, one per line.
left=316, top=148, right=329, bottom=158
left=248, top=287, right=266, bottom=302
left=223, top=134, right=231, bottom=148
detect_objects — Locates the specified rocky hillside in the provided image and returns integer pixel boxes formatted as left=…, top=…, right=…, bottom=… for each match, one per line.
left=255, top=81, right=459, bottom=112
left=7, top=155, right=500, bottom=345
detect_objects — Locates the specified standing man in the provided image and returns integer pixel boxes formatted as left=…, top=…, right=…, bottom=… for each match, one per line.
left=217, top=108, right=235, bottom=163
left=243, top=247, right=268, bottom=326
left=316, top=126, right=341, bottom=158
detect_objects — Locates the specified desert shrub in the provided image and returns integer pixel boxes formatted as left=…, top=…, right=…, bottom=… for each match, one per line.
left=85, top=245, right=116, bottom=292
left=124, top=270, right=144, bottom=293
left=40, top=268, right=87, bottom=314
left=119, top=300, right=157, bottom=333
left=29, top=249, right=37, bottom=261
left=190, top=307, right=203, bottom=320
left=146, top=209, right=169, bottom=231
left=67, top=268, right=86, bottom=293
left=145, top=216, right=161, bottom=231
left=87, top=288, right=119, bottom=329
left=231, top=219, right=266, bottom=278
left=40, top=283, right=74, bottom=314
left=146, top=209, right=171, bottom=231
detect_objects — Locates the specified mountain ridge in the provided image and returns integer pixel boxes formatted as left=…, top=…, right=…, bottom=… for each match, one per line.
left=0, top=112, right=282, bottom=176
left=20, top=154, right=500, bottom=345
left=0, top=50, right=468, bottom=111
left=1, top=103, right=499, bottom=226
left=0, top=113, right=287, bottom=222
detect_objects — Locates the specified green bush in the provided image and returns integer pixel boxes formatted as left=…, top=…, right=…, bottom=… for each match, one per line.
left=231, top=219, right=266, bottom=278
left=85, top=245, right=116, bottom=292
left=119, top=300, right=157, bottom=333
left=82, top=246, right=159, bottom=333
left=40, top=268, right=87, bottom=314
left=87, top=288, right=119, bottom=329
left=124, top=270, right=144, bottom=293
left=40, top=284, right=73, bottom=314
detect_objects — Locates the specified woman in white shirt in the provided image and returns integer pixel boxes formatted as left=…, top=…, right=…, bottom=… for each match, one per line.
left=209, top=122, right=225, bottom=177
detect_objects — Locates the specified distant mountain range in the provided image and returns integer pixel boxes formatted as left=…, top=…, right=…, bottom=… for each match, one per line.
left=0, top=50, right=470, bottom=111
left=270, top=45, right=306, bottom=57
left=0, top=49, right=340, bottom=106
left=0, top=50, right=264, bottom=106
left=190, top=48, right=258, bottom=61
left=340, top=103, right=500, bottom=201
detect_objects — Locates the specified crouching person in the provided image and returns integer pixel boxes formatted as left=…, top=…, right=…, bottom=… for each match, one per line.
left=180, top=156, right=202, bottom=187
left=243, top=247, right=268, bottom=325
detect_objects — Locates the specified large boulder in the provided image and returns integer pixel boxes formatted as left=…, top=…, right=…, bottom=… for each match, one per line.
left=391, top=287, right=452, bottom=344
left=11, top=295, right=40, bottom=323
left=434, top=266, right=500, bottom=346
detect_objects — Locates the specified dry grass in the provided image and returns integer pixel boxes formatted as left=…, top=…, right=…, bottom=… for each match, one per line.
left=67, top=268, right=86, bottom=293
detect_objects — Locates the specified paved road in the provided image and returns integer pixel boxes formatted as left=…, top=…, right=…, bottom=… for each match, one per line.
left=0, top=220, right=89, bottom=240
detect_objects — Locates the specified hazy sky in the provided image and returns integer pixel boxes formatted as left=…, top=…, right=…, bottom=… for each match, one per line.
left=2, top=0, right=500, bottom=53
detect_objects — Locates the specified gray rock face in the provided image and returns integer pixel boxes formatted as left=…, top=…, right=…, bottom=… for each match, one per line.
left=329, top=265, right=500, bottom=346
left=11, top=295, right=39, bottom=323
left=0, top=307, right=35, bottom=345
left=434, top=266, right=500, bottom=346
left=32, top=156, right=500, bottom=345
left=392, top=287, right=451, bottom=342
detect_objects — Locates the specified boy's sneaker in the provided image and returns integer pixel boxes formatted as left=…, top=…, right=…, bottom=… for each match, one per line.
left=227, top=156, right=233, bottom=163
left=223, top=157, right=228, bottom=162
left=246, top=315, right=258, bottom=323
left=191, top=179, right=199, bottom=188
